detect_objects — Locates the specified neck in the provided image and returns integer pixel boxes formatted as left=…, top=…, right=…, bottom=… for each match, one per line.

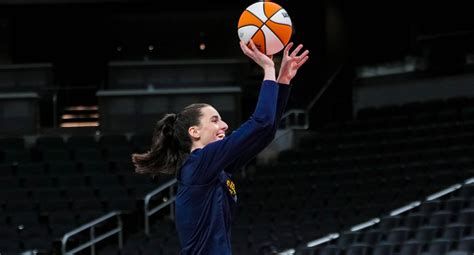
left=190, top=142, right=204, bottom=152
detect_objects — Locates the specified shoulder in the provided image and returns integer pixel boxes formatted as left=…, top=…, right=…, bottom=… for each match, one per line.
left=178, top=149, right=204, bottom=180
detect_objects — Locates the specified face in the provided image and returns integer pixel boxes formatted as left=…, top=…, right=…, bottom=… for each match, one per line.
left=189, top=106, right=228, bottom=147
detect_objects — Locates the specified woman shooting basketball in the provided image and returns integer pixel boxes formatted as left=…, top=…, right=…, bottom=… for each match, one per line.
left=132, top=39, right=309, bottom=254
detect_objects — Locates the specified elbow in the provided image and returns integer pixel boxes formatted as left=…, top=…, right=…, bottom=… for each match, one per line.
left=247, top=115, right=278, bottom=146
left=257, top=118, right=279, bottom=142
left=254, top=114, right=275, bottom=130
left=266, top=114, right=280, bottom=135
left=251, top=107, right=277, bottom=134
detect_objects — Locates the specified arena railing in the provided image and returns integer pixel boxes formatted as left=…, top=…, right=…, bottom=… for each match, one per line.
left=61, top=211, right=123, bottom=255
left=144, top=178, right=177, bottom=236
left=280, top=109, right=309, bottom=130
left=280, top=177, right=474, bottom=255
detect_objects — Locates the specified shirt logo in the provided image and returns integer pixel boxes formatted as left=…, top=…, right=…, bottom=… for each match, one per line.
left=226, top=179, right=237, bottom=201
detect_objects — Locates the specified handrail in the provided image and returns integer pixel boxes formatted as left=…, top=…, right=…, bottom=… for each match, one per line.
left=144, top=178, right=178, bottom=236
left=61, top=211, right=123, bottom=255
left=306, top=65, right=343, bottom=113
left=280, top=109, right=309, bottom=130
left=295, top=177, right=474, bottom=253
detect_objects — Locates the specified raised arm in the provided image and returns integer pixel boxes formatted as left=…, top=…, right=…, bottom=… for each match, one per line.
left=224, top=42, right=310, bottom=172
left=182, top=40, right=279, bottom=183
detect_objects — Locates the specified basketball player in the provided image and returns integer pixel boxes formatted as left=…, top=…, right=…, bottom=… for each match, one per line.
left=132, top=39, right=309, bottom=254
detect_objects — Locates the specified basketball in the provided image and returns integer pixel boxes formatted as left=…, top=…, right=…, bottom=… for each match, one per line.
left=238, top=2, right=292, bottom=55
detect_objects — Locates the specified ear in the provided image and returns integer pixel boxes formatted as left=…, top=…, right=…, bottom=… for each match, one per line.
left=188, top=126, right=200, bottom=140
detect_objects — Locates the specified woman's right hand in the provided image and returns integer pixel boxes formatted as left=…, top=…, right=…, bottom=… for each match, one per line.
left=240, top=40, right=276, bottom=81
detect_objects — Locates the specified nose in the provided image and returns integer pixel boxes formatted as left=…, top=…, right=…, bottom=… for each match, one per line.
left=221, top=120, right=228, bottom=131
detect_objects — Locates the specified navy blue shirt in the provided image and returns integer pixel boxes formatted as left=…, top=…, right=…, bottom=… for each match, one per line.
left=176, top=80, right=290, bottom=255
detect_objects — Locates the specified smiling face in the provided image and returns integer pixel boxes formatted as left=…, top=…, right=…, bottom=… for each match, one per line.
left=188, top=105, right=228, bottom=151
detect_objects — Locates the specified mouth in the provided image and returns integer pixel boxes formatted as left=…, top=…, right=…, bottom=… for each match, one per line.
left=217, top=133, right=225, bottom=139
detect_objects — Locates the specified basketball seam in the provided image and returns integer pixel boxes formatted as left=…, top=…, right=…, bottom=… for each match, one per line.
left=238, top=24, right=261, bottom=30
left=244, top=8, right=290, bottom=29
left=246, top=9, right=266, bottom=24
left=263, top=8, right=291, bottom=48
left=244, top=4, right=290, bottom=54
left=262, top=3, right=291, bottom=27
left=267, top=19, right=292, bottom=28
left=244, top=10, right=267, bottom=54
left=265, top=8, right=292, bottom=28
left=262, top=3, right=271, bottom=20
left=261, top=24, right=284, bottom=50
left=261, top=29, right=267, bottom=55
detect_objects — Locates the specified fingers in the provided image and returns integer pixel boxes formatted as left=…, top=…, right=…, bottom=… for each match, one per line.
left=248, top=39, right=259, bottom=52
left=242, top=39, right=262, bottom=57
left=283, top=42, right=294, bottom=56
left=240, top=40, right=255, bottom=58
left=239, top=40, right=246, bottom=52
left=297, top=49, right=309, bottom=61
left=290, top=44, right=304, bottom=57
left=297, top=55, right=309, bottom=67
left=245, top=41, right=307, bottom=60
left=239, top=40, right=248, bottom=53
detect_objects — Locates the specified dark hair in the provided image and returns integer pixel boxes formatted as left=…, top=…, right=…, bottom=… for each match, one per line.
left=132, top=103, right=210, bottom=176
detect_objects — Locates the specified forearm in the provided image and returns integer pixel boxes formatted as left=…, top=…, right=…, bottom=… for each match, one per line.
left=263, top=66, right=276, bottom=81
left=255, top=83, right=290, bottom=136
left=277, top=76, right=291, bottom=85
left=253, top=80, right=278, bottom=124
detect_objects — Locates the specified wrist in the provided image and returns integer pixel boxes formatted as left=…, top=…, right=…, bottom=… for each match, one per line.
left=277, top=77, right=291, bottom=85
left=263, top=67, right=276, bottom=81
left=262, top=63, right=274, bottom=70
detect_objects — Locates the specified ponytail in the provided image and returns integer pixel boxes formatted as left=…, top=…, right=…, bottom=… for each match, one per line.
left=132, top=103, right=209, bottom=176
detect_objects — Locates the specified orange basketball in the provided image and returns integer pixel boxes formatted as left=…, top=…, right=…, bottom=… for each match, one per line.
left=238, top=2, right=292, bottom=55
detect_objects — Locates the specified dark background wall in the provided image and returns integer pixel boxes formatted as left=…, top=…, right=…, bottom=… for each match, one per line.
left=0, top=0, right=473, bottom=128
left=0, top=0, right=324, bottom=97
left=1, top=0, right=472, bottom=71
